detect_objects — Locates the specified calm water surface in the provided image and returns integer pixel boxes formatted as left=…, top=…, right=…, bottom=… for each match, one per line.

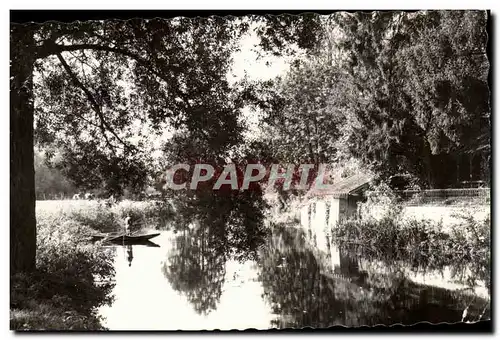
left=99, top=231, right=275, bottom=330
left=98, top=223, right=490, bottom=330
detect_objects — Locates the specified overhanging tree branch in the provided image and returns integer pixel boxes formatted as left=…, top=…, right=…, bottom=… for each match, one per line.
left=55, top=52, right=136, bottom=154
left=39, top=41, right=194, bottom=112
left=67, top=50, right=100, bottom=74
left=40, top=43, right=180, bottom=81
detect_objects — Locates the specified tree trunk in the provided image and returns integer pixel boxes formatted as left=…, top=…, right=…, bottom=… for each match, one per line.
left=422, top=139, right=433, bottom=188
left=10, top=24, right=36, bottom=275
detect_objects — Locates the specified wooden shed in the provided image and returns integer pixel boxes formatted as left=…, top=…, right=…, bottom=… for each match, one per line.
left=299, top=173, right=373, bottom=251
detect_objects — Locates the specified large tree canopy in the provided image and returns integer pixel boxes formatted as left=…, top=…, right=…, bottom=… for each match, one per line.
left=13, top=17, right=249, bottom=274
left=339, top=11, right=489, bottom=187
left=32, top=17, right=246, bottom=194
left=10, top=14, right=319, bottom=274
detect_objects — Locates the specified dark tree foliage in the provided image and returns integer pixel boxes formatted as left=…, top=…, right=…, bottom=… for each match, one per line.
left=338, top=10, right=489, bottom=187
left=258, top=61, right=348, bottom=165
left=257, top=11, right=490, bottom=188
left=254, top=13, right=324, bottom=56
left=33, top=17, right=246, bottom=197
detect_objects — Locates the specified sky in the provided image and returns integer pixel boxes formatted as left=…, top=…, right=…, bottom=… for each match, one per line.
left=229, top=26, right=292, bottom=84
left=229, top=26, right=294, bottom=142
left=149, top=29, right=292, bottom=159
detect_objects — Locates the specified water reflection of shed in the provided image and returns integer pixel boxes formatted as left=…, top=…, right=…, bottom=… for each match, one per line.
left=300, top=173, right=372, bottom=251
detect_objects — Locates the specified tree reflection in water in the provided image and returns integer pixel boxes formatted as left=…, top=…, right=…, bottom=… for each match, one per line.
left=162, top=189, right=269, bottom=315
left=159, top=186, right=489, bottom=326
left=258, top=225, right=490, bottom=328
left=163, top=227, right=226, bottom=315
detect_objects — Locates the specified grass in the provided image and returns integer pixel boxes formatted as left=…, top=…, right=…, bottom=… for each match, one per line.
left=10, top=302, right=104, bottom=331
left=11, top=199, right=174, bottom=331
left=36, top=199, right=174, bottom=233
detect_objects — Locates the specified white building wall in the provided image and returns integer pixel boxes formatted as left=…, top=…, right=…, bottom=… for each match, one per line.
left=329, top=198, right=341, bottom=228
left=312, top=200, right=328, bottom=252
left=300, top=204, right=309, bottom=232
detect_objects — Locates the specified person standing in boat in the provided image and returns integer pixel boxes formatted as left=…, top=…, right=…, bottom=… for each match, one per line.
left=124, top=215, right=132, bottom=235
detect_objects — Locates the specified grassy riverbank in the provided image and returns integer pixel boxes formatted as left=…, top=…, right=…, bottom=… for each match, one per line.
left=10, top=199, right=173, bottom=330
left=332, top=206, right=490, bottom=291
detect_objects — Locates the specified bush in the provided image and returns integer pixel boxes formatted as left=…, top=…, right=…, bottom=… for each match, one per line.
left=358, top=182, right=403, bottom=221
left=11, top=206, right=117, bottom=330
left=332, top=203, right=490, bottom=287
left=69, top=201, right=120, bottom=233
left=334, top=215, right=447, bottom=257
left=10, top=301, right=104, bottom=331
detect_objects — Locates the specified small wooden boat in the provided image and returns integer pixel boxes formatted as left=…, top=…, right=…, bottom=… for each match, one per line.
left=106, top=233, right=160, bottom=243
left=91, top=232, right=121, bottom=241
left=92, top=232, right=160, bottom=243
left=101, top=240, right=160, bottom=248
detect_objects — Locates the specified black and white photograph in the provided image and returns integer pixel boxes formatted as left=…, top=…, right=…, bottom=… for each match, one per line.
left=10, top=9, right=491, bottom=331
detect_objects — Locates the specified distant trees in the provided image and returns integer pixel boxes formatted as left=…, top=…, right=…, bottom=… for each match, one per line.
left=34, top=148, right=76, bottom=199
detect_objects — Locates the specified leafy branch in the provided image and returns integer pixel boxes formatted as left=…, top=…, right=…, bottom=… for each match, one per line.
left=55, top=52, right=135, bottom=154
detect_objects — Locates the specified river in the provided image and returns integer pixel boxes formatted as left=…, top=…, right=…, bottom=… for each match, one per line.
left=98, top=219, right=490, bottom=330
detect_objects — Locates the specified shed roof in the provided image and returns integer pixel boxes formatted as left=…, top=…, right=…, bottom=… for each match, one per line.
left=306, top=173, right=373, bottom=199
